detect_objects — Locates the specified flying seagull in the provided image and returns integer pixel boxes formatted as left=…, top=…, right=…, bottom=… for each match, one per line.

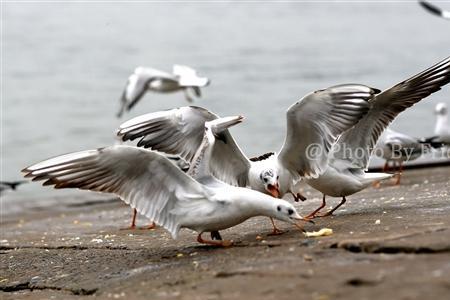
left=305, top=56, right=450, bottom=218
left=22, top=117, right=308, bottom=246
left=117, top=65, right=210, bottom=118
left=419, top=1, right=450, bottom=20
left=117, top=85, right=373, bottom=233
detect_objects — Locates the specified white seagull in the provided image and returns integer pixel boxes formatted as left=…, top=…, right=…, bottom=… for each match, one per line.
left=419, top=1, right=450, bottom=20
left=117, top=84, right=374, bottom=233
left=117, top=65, right=210, bottom=118
left=433, top=102, right=450, bottom=145
left=305, top=56, right=450, bottom=217
left=23, top=117, right=307, bottom=247
left=374, top=128, right=439, bottom=185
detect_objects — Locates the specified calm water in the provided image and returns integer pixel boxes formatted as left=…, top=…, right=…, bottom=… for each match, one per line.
left=2, top=2, right=450, bottom=214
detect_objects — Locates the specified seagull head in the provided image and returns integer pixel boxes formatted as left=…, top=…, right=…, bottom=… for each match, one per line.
left=260, top=169, right=280, bottom=198
left=435, top=102, right=448, bottom=116
left=272, top=201, right=304, bottom=224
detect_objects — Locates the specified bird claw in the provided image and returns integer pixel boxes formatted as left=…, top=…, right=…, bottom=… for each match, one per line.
left=120, top=222, right=156, bottom=231
left=267, top=228, right=286, bottom=236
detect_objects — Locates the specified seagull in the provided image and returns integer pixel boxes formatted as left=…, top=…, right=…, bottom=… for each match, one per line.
left=117, top=84, right=374, bottom=233
left=0, top=181, right=27, bottom=195
left=419, top=1, right=450, bottom=20
left=374, top=128, right=440, bottom=185
left=433, top=102, right=450, bottom=145
left=305, top=56, right=450, bottom=218
left=117, top=65, right=210, bottom=118
left=22, top=117, right=308, bottom=247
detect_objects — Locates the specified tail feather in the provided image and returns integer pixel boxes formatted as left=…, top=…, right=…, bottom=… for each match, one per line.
left=362, top=173, right=393, bottom=185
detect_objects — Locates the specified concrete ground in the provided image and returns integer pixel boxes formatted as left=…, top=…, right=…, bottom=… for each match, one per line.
left=1, top=166, right=450, bottom=300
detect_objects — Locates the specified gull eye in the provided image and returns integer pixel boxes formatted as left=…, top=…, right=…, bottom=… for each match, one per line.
left=277, top=206, right=281, bottom=212
left=263, top=178, right=268, bottom=183
left=277, top=176, right=279, bottom=179
left=288, top=209, right=294, bottom=215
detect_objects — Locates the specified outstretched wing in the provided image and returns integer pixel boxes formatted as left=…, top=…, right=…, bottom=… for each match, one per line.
left=117, top=106, right=251, bottom=187
left=278, top=84, right=375, bottom=179
left=334, top=56, right=450, bottom=169
left=22, top=145, right=211, bottom=238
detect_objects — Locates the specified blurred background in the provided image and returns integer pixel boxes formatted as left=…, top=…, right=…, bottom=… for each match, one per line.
left=2, top=1, right=450, bottom=215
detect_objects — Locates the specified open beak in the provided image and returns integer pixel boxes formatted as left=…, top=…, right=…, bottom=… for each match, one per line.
left=267, top=184, right=280, bottom=198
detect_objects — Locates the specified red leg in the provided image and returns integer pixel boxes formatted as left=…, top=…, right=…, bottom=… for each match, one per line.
left=267, top=217, right=285, bottom=236
left=121, top=209, right=156, bottom=230
left=197, top=232, right=233, bottom=247
left=317, top=196, right=347, bottom=217
left=395, top=161, right=403, bottom=185
left=305, top=194, right=327, bottom=219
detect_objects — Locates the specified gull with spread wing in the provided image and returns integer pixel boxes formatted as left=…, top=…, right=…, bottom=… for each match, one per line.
left=117, top=85, right=374, bottom=233
left=23, top=116, right=307, bottom=246
left=117, top=65, right=210, bottom=118
left=305, top=56, right=450, bottom=218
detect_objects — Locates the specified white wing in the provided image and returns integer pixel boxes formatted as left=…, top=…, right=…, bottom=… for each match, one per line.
left=117, top=106, right=251, bottom=187
left=22, top=145, right=212, bottom=239
left=278, top=84, right=374, bottom=179
left=173, top=65, right=209, bottom=87
left=334, top=56, right=450, bottom=169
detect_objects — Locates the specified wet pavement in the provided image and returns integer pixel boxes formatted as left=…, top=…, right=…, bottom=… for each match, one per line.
left=1, top=166, right=450, bottom=300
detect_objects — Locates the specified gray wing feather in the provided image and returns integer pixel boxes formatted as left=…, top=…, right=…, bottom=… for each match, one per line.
left=278, top=84, right=374, bottom=179
left=117, top=106, right=251, bottom=187
left=334, top=56, right=450, bottom=169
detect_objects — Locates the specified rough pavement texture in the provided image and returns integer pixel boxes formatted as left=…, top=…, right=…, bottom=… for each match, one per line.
left=1, top=167, right=450, bottom=300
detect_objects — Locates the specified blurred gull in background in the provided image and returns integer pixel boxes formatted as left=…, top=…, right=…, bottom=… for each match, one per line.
left=433, top=102, right=450, bottom=145
left=374, top=128, right=441, bottom=185
left=117, top=65, right=210, bottom=118
left=0, top=181, right=27, bottom=195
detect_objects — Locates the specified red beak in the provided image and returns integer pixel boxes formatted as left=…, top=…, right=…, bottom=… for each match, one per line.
left=267, top=184, right=280, bottom=198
